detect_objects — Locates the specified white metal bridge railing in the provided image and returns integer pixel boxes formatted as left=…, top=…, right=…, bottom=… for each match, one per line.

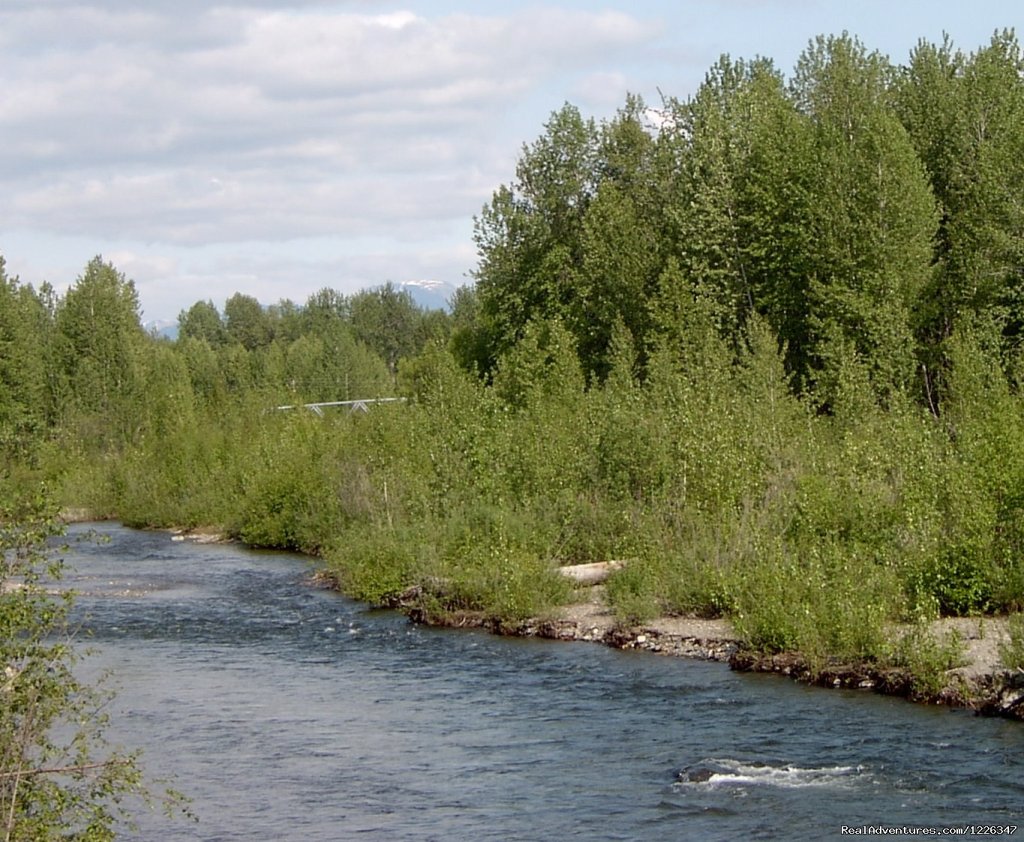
left=274, top=397, right=406, bottom=416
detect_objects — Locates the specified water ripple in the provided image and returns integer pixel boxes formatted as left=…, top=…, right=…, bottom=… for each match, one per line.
left=64, top=523, right=1024, bottom=842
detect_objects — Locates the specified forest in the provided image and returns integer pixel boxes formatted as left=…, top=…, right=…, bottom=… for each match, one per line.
left=4, top=31, right=1024, bottom=693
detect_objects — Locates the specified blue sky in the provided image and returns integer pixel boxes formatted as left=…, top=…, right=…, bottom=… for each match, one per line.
left=0, top=1, right=1019, bottom=323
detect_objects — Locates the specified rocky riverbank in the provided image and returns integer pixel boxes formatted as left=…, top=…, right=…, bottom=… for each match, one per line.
left=62, top=518, right=1024, bottom=721
left=391, top=574, right=1024, bottom=721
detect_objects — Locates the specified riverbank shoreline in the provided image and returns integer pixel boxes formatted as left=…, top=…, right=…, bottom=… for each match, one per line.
left=385, top=579, right=1024, bottom=721
left=62, top=514, right=1024, bottom=721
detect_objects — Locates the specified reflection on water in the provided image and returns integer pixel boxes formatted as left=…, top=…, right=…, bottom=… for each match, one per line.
left=65, top=524, right=1024, bottom=841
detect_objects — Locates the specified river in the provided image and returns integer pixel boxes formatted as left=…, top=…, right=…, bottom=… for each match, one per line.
left=63, top=523, right=1022, bottom=841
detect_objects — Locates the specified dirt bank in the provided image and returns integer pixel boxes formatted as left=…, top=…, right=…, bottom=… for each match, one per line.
left=397, top=580, right=1024, bottom=721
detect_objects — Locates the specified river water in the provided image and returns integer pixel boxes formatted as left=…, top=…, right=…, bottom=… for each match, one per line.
left=62, top=523, right=1022, bottom=841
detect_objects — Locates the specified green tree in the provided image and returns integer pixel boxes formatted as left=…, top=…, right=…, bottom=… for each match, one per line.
left=217, top=342, right=257, bottom=396
left=491, top=317, right=584, bottom=410
left=665, top=56, right=777, bottom=342
left=176, top=336, right=226, bottom=408
left=575, top=181, right=657, bottom=379
left=0, top=492, right=177, bottom=838
left=725, top=64, right=816, bottom=382
left=897, top=31, right=1024, bottom=375
left=301, top=288, right=350, bottom=336
left=56, top=257, right=146, bottom=444
left=266, top=299, right=303, bottom=345
left=224, top=293, right=273, bottom=351
left=177, top=301, right=227, bottom=347
left=135, top=342, right=197, bottom=440
left=284, top=329, right=391, bottom=402
left=447, top=285, right=491, bottom=376
left=573, top=97, right=661, bottom=378
left=792, top=34, right=938, bottom=404
left=348, top=283, right=423, bottom=376
left=0, top=261, right=50, bottom=461
left=473, top=104, right=600, bottom=367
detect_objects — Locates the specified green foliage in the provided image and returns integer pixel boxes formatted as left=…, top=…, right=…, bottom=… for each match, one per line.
left=890, top=624, right=968, bottom=699
left=667, top=56, right=793, bottom=346
left=605, top=516, right=736, bottom=624
left=473, top=104, right=600, bottom=369
left=325, top=505, right=574, bottom=624
left=224, top=292, right=273, bottom=351
left=0, top=490, right=183, bottom=838
left=349, top=283, right=433, bottom=375
left=0, top=263, right=51, bottom=464
left=898, top=31, right=1024, bottom=357
left=796, top=35, right=938, bottom=403
left=433, top=506, right=573, bottom=622
left=998, top=613, right=1024, bottom=670
left=323, top=526, right=425, bottom=605
left=177, top=300, right=227, bottom=346
left=55, top=257, right=146, bottom=449
left=284, top=330, right=392, bottom=403
left=5, top=29, right=1024, bottom=689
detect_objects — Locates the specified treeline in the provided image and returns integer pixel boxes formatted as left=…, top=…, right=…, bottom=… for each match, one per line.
left=0, top=257, right=446, bottom=460
left=3, top=31, right=1024, bottom=684
left=466, top=30, right=1024, bottom=406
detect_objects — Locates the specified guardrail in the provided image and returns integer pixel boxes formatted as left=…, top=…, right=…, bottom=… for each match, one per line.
left=274, top=397, right=406, bottom=415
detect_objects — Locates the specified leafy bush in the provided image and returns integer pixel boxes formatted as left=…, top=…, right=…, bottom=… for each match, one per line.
left=605, top=559, right=663, bottom=624
left=0, top=490, right=185, bottom=837
left=998, top=613, right=1024, bottom=670
left=323, top=526, right=427, bottom=605
left=730, top=538, right=900, bottom=671
left=890, top=624, right=967, bottom=699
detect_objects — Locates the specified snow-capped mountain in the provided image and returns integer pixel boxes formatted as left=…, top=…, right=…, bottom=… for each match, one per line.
left=397, top=279, right=461, bottom=311
left=144, top=318, right=179, bottom=340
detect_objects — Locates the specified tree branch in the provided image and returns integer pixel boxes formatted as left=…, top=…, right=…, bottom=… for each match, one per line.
left=0, top=760, right=128, bottom=781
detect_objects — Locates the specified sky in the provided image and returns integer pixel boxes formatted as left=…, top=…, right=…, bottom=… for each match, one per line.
left=0, top=1, right=1020, bottom=324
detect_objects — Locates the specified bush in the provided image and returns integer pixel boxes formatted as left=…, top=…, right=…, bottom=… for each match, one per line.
left=436, top=505, right=573, bottom=621
left=0, top=489, right=185, bottom=837
left=605, top=559, right=663, bottom=624
left=323, top=525, right=427, bottom=605
left=730, top=538, right=901, bottom=671
left=890, top=623, right=967, bottom=699
left=998, top=613, right=1024, bottom=670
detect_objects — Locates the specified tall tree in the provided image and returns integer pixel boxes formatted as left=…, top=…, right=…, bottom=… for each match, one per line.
left=224, top=293, right=273, bottom=351
left=56, top=257, right=145, bottom=439
left=0, top=260, right=50, bottom=458
left=178, top=300, right=227, bottom=346
left=660, top=56, right=813, bottom=359
left=666, top=55, right=768, bottom=341
left=447, top=284, right=493, bottom=376
left=302, top=288, right=350, bottom=337
left=792, top=34, right=938, bottom=403
left=348, top=283, right=423, bottom=376
left=473, top=103, right=600, bottom=368
left=573, top=97, right=661, bottom=378
left=897, top=30, right=1024, bottom=372
left=266, top=298, right=303, bottom=344
left=284, top=331, right=392, bottom=401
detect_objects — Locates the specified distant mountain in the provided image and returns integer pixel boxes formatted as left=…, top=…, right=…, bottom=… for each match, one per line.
left=144, top=319, right=179, bottom=341
left=397, top=279, right=460, bottom=311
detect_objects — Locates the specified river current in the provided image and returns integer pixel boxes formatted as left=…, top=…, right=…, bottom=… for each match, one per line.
left=62, top=523, right=1022, bottom=841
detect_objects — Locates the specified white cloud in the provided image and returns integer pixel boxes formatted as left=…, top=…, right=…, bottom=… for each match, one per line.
left=572, top=71, right=632, bottom=109
left=0, top=3, right=662, bottom=317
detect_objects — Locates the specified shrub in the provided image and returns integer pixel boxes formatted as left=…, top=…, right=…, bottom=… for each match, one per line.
left=605, top=559, right=663, bottom=624
left=998, top=613, right=1024, bottom=670
left=889, top=623, right=967, bottom=699
left=0, top=489, right=186, bottom=837
left=323, top=526, right=427, bottom=605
